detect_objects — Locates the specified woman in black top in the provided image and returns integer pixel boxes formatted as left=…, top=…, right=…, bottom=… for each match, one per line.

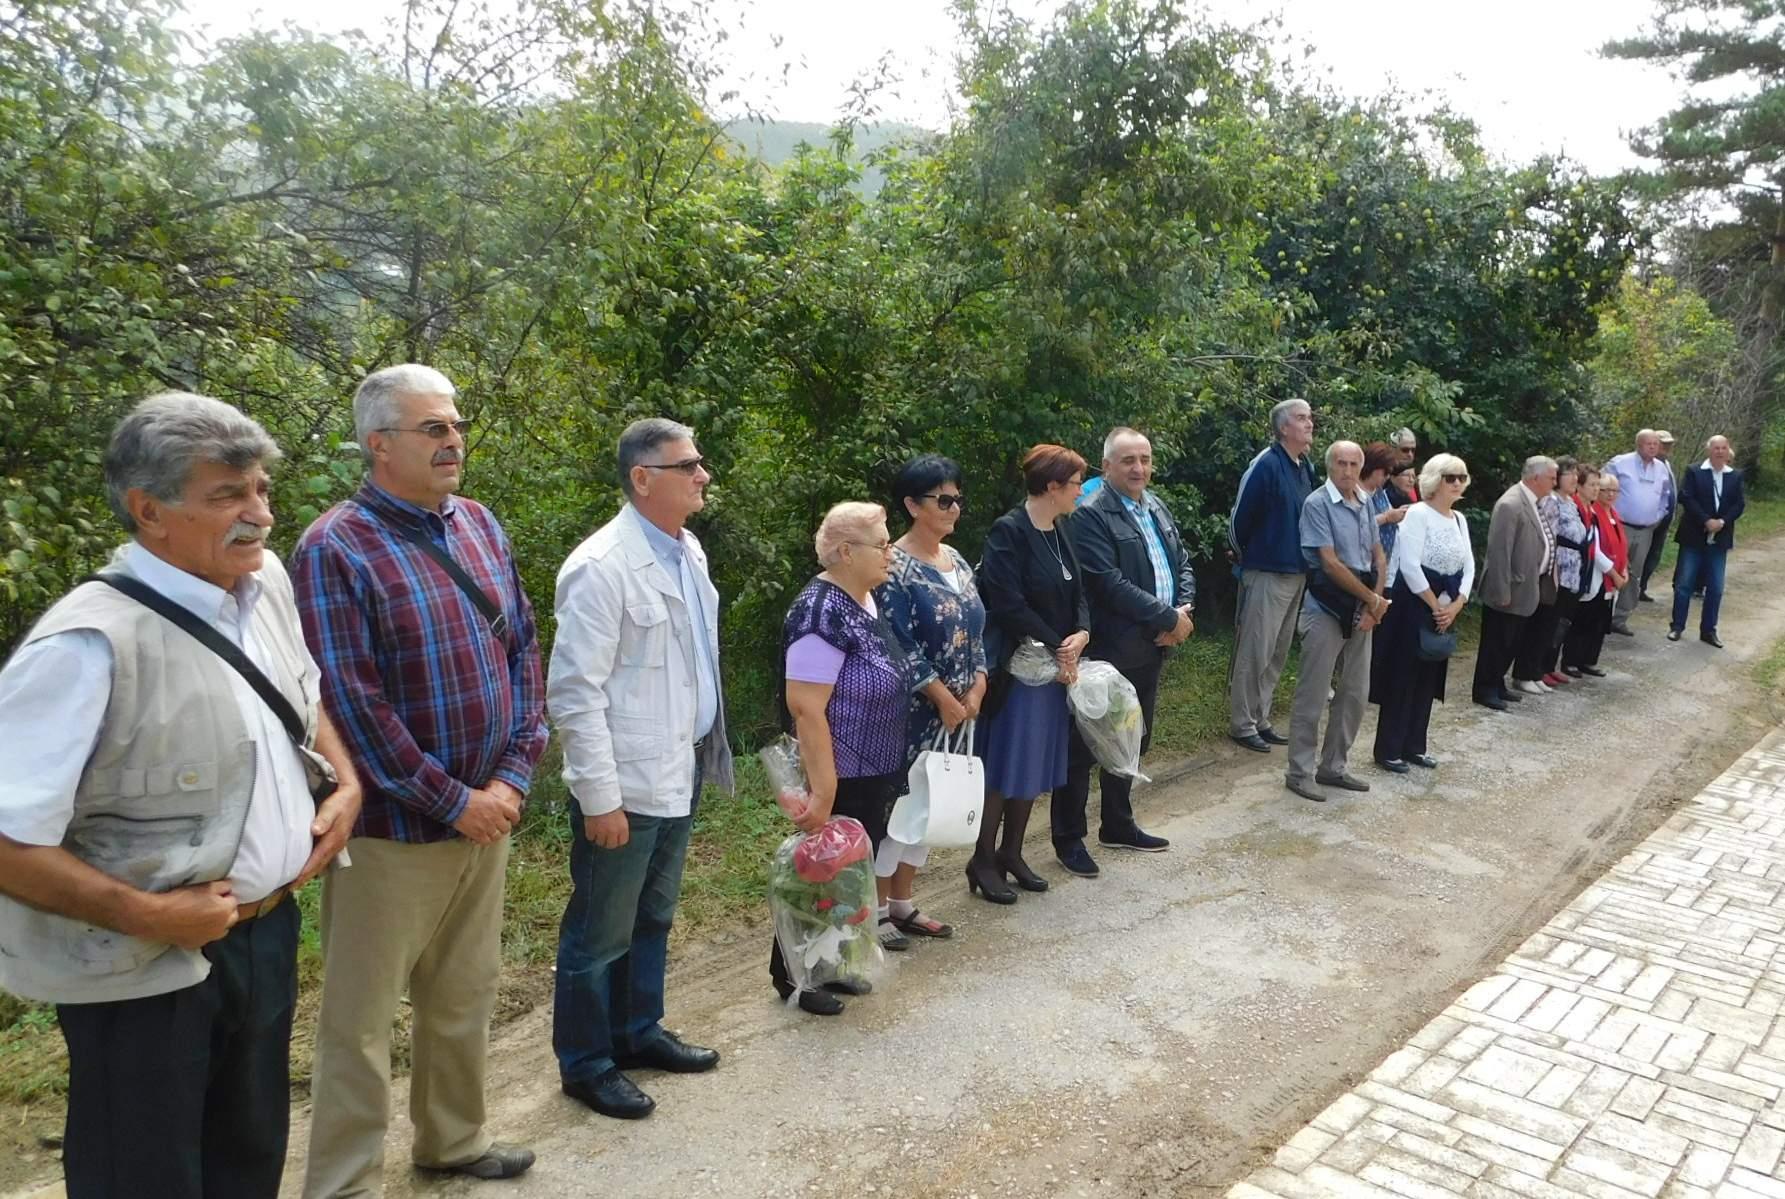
left=972, top=444, right=1091, bottom=903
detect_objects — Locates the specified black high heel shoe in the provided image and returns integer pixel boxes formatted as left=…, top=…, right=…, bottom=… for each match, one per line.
left=965, top=859, right=1018, bottom=904
left=998, top=854, right=1049, bottom=892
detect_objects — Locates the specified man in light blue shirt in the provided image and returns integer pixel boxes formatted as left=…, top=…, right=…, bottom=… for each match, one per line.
left=634, top=511, right=720, bottom=741
left=1606, top=430, right=1672, bottom=635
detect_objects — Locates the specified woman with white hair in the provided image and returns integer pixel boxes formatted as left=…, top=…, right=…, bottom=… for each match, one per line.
left=774, top=501, right=909, bottom=1015
left=1369, top=453, right=1474, bottom=772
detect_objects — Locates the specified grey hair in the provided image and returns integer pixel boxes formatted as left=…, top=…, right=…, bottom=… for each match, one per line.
left=1101, top=426, right=1147, bottom=462
left=1522, top=455, right=1557, bottom=480
left=1634, top=428, right=1659, bottom=447
left=1598, top=471, right=1620, bottom=490
left=618, top=417, right=697, bottom=498
left=814, top=501, right=886, bottom=567
left=1324, top=439, right=1362, bottom=471
left=1418, top=453, right=1467, bottom=500
left=104, top=392, right=282, bottom=533
left=353, top=364, right=456, bottom=464
left=1270, top=398, right=1311, bottom=436
left=1392, top=427, right=1416, bottom=449
left=1705, top=434, right=1731, bottom=453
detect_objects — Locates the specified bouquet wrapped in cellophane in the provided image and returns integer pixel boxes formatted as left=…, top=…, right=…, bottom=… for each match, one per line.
left=759, top=734, right=883, bottom=995
left=1067, top=660, right=1150, bottom=782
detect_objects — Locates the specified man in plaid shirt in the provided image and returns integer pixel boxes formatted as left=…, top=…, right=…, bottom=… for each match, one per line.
left=292, top=364, right=547, bottom=1195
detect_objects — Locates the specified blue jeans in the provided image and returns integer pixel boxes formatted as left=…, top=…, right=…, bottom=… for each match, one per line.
left=1671, top=543, right=1728, bottom=636
left=552, top=773, right=698, bottom=1086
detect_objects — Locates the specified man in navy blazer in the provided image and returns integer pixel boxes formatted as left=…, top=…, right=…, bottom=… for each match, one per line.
left=1051, top=428, right=1196, bottom=876
left=1668, top=435, right=1744, bottom=649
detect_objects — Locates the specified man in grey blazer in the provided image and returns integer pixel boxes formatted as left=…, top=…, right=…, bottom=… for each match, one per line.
left=1471, top=456, right=1558, bottom=711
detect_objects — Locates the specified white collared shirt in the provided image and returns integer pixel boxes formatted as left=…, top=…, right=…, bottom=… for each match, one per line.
left=0, top=544, right=315, bottom=901
left=1701, top=459, right=1729, bottom=504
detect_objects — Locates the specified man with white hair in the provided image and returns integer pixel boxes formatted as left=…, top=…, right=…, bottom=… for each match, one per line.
left=1392, top=427, right=1418, bottom=471
left=1668, top=435, right=1745, bottom=648
left=1227, top=398, right=1318, bottom=753
left=0, top=393, right=361, bottom=1198
left=1472, top=456, right=1558, bottom=710
left=295, top=365, right=547, bottom=1192
left=547, top=418, right=732, bottom=1119
left=1605, top=430, right=1671, bottom=636
left=1283, top=441, right=1387, bottom=802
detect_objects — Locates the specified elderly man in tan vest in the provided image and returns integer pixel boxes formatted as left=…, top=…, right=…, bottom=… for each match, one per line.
left=0, top=393, right=362, bottom=1199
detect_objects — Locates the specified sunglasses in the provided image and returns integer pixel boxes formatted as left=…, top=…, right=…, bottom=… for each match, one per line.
left=380, top=418, right=473, bottom=440
left=1442, top=473, right=1469, bottom=485
left=920, top=494, right=966, bottom=511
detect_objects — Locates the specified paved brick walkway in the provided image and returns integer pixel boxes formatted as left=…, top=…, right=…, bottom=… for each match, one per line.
left=1229, top=730, right=1785, bottom=1199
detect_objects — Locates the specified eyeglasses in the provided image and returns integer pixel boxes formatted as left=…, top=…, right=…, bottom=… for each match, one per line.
left=1442, top=473, right=1469, bottom=485
left=640, top=456, right=707, bottom=476
left=380, top=418, right=473, bottom=439
left=920, top=494, right=966, bottom=511
left=846, top=539, right=894, bottom=554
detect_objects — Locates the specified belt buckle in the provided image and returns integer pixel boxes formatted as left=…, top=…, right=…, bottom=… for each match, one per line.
left=490, top=612, right=511, bottom=640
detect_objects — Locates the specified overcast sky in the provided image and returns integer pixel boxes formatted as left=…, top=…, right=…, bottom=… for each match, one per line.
left=180, top=0, right=1679, bottom=177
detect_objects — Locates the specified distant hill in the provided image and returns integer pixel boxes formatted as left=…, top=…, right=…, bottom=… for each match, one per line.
left=723, top=119, right=930, bottom=195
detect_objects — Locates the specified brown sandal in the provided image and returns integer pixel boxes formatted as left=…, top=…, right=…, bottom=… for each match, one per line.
left=893, top=909, right=953, bottom=939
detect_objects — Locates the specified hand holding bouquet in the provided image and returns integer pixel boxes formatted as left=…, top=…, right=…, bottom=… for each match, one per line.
left=767, top=816, right=883, bottom=995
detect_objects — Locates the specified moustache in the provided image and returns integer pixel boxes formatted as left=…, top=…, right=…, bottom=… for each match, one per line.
left=225, top=522, right=268, bottom=546
left=433, top=451, right=462, bottom=466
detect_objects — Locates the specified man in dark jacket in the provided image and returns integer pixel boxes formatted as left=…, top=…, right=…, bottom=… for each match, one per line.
left=1051, top=428, right=1195, bottom=876
left=1668, top=435, right=1744, bottom=649
left=1227, top=398, right=1318, bottom=752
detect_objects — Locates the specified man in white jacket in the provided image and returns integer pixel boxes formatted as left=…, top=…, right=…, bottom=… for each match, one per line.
left=547, top=418, right=735, bottom=1121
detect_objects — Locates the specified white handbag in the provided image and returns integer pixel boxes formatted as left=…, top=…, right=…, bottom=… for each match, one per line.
left=887, top=722, right=984, bottom=848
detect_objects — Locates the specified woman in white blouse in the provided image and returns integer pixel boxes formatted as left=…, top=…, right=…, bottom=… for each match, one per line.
left=1369, top=454, right=1475, bottom=772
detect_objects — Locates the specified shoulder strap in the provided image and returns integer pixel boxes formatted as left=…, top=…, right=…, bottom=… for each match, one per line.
left=87, top=572, right=308, bottom=747
left=375, top=511, right=510, bottom=642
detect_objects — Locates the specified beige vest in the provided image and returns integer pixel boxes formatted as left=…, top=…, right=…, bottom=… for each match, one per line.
left=0, top=550, right=320, bottom=1004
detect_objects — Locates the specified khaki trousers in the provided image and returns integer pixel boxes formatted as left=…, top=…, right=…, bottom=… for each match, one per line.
left=1613, top=523, right=1655, bottom=628
left=1287, top=604, right=1373, bottom=784
left=302, top=836, right=509, bottom=1198
left=1229, top=569, right=1305, bottom=737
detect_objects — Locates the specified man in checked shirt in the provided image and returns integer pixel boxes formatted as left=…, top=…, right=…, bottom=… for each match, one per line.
left=292, top=364, right=548, bottom=1195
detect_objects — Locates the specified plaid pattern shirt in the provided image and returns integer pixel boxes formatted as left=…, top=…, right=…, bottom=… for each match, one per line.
left=290, top=483, right=548, bottom=842
left=1117, top=491, right=1176, bottom=605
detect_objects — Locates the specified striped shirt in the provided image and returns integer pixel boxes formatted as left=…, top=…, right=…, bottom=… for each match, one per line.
left=1117, top=490, right=1175, bottom=605
left=290, top=482, right=548, bottom=843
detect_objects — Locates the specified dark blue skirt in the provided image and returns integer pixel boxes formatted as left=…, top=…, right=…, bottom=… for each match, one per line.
left=980, top=678, right=1071, bottom=800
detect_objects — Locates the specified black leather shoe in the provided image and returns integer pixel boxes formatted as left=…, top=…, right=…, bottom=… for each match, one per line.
left=1286, top=777, right=1327, bottom=803
left=1473, top=692, right=1508, bottom=711
left=1055, top=840, right=1101, bottom=877
left=430, top=1142, right=536, bottom=1180
left=822, top=976, right=872, bottom=996
left=1608, top=624, right=1635, bottom=637
left=563, top=1069, right=654, bottom=1120
left=1667, top=628, right=1682, bottom=642
left=1376, top=757, right=1410, bottom=774
left=1316, top=772, right=1371, bottom=792
left=1257, top=726, right=1290, bottom=746
left=613, top=1031, right=719, bottom=1074
left=1098, top=827, right=1169, bottom=852
left=1231, top=731, right=1271, bottom=753
left=1498, top=688, right=1523, bottom=703
left=1701, top=632, right=1725, bottom=649
left=1579, top=665, right=1607, bottom=677
left=1561, top=666, right=1584, bottom=678
left=1640, top=592, right=1656, bottom=603
left=1409, top=754, right=1439, bottom=769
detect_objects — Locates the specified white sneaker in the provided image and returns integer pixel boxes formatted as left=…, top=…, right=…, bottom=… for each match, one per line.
left=1513, top=679, right=1545, bottom=695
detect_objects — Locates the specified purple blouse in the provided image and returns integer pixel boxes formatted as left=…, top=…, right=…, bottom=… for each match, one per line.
left=782, top=578, right=908, bottom=778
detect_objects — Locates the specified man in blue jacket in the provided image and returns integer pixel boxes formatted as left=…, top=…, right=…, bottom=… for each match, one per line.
left=1228, top=398, right=1319, bottom=752
left=1668, top=435, right=1744, bottom=649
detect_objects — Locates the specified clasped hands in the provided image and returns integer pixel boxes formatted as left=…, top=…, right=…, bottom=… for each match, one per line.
left=1055, top=630, right=1091, bottom=686
left=1430, top=596, right=1465, bottom=633
left=1357, top=592, right=1390, bottom=633
left=1153, top=605, right=1195, bottom=647
left=455, top=778, right=525, bottom=846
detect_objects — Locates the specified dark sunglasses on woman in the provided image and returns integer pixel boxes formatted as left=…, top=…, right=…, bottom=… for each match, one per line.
left=920, top=494, right=966, bottom=511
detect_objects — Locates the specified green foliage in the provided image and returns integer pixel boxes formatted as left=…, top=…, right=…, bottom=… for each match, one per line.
left=1586, top=274, right=1741, bottom=460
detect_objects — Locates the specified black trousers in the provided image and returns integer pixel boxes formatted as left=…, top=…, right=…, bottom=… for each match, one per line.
left=1563, top=590, right=1611, bottom=668
left=1512, top=601, right=1563, bottom=682
left=58, top=897, right=299, bottom=1199
left=1374, top=659, right=1443, bottom=763
left=1471, top=606, right=1525, bottom=699
left=770, top=772, right=897, bottom=992
left=1050, top=653, right=1162, bottom=846
left=1640, top=511, right=1671, bottom=593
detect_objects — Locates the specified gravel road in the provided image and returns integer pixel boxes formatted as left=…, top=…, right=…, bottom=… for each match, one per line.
left=238, top=536, right=1783, bottom=1198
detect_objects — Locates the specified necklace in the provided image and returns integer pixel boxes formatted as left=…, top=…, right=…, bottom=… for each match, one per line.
left=1040, top=528, right=1072, bottom=581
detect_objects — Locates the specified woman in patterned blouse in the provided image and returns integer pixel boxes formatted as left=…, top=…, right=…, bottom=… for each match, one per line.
left=777, top=502, right=910, bottom=1015
left=873, top=455, right=988, bottom=949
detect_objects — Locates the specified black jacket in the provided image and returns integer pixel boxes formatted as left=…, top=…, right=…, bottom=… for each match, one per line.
left=1073, top=485, right=1197, bottom=669
left=978, top=505, right=1090, bottom=675
left=1675, top=464, right=1745, bottom=550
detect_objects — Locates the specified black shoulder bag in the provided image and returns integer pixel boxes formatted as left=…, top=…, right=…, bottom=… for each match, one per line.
left=385, top=522, right=511, bottom=643
left=87, top=573, right=338, bottom=802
